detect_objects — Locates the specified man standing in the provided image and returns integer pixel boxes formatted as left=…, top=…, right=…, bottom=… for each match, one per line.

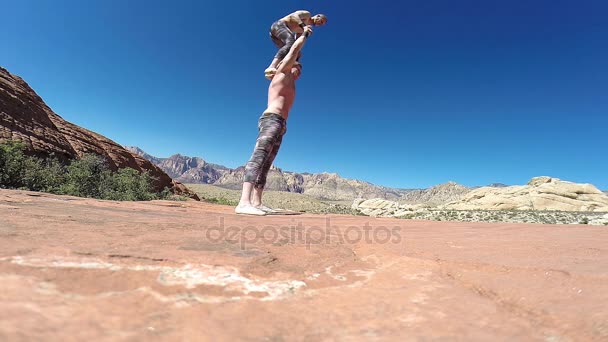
left=235, top=26, right=313, bottom=216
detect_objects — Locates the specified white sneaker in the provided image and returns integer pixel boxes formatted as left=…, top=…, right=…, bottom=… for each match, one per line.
left=235, top=205, right=267, bottom=216
left=255, top=205, right=278, bottom=213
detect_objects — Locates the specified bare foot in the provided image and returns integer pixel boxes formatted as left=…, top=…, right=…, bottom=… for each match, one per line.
left=264, top=67, right=277, bottom=80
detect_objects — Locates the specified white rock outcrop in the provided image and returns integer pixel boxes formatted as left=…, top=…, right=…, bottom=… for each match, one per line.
left=352, top=198, right=417, bottom=217
left=352, top=177, right=608, bottom=219
left=442, top=176, right=608, bottom=212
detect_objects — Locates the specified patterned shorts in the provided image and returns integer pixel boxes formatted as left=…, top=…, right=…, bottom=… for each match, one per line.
left=243, top=113, right=287, bottom=189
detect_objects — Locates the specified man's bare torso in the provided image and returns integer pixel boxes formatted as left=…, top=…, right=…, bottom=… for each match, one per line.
left=279, top=10, right=311, bottom=33
left=264, top=71, right=296, bottom=120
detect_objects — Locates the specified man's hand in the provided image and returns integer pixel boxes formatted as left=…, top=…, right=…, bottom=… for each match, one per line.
left=303, top=26, right=313, bottom=38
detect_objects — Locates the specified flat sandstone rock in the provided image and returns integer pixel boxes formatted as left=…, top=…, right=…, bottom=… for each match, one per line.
left=1, top=189, right=607, bottom=341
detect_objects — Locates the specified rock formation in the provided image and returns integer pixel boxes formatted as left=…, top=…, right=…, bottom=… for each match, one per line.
left=349, top=181, right=473, bottom=217
left=397, top=181, right=471, bottom=205
left=214, top=165, right=303, bottom=193
left=0, top=66, right=198, bottom=200
left=124, top=146, right=162, bottom=165
left=181, top=163, right=412, bottom=201
left=352, top=177, right=608, bottom=217
left=126, top=147, right=229, bottom=185
left=443, top=176, right=608, bottom=212
left=351, top=198, right=418, bottom=218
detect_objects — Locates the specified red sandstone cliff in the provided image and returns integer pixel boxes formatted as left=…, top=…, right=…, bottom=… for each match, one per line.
left=0, top=66, right=198, bottom=200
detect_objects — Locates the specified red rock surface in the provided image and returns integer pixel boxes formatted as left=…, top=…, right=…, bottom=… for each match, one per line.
left=0, top=66, right=197, bottom=199
left=1, top=189, right=607, bottom=341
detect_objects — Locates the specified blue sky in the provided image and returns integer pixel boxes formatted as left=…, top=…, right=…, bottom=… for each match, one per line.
left=3, top=0, right=607, bottom=189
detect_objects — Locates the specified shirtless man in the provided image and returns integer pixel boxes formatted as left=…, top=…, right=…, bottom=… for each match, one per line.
left=236, top=27, right=313, bottom=216
left=264, top=10, right=326, bottom=79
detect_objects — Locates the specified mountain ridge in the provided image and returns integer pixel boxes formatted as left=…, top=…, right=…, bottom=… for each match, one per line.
left=127, top=146, right=504, bottom=203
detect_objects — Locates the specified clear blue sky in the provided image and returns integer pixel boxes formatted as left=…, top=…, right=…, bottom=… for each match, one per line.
left=2, top=0, right=607, bottom=189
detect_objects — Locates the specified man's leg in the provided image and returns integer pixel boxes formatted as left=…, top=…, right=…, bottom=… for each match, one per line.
left=236, top=114, right=285, bottom=214
left=270, top=33, right=285, bottom=49
left=251, top=187, right=264, bottom=208
left=266, top=22, right=296, bottom=76
left=238, top=182, right=256, bottom=207
left=251, top=123, right=285, bottom=208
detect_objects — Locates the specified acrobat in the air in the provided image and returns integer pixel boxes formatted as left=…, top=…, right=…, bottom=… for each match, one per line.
left=264, top=10, right=327, bottom=79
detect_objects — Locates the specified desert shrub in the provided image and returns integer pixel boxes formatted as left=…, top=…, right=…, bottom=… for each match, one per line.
left=100, top=168, right=159, bottom=201
left=22, top=155, right=66, bottom=192
left=0, top=141, right=163, bottom=201
left=204, top=196, right=238, bottom=206
left=59, top=154, right=109, bottom=198
left=1, top=140, right=69, bottom=192
left=0, top=140, right=29, bottom=189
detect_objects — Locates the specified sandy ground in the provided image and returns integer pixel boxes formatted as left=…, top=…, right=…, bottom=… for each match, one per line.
left=1, top=189, right=607, bottom=341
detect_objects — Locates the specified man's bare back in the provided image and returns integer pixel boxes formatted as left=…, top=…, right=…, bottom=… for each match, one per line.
left=279, top=10, right=313, bottom=34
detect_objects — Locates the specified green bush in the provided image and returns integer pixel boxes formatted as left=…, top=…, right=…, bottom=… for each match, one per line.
left=59, top=154, right=108, bottom=198
left=0, top=140, right=165, bottom=201
left=0, top=140, right=29, bottom=189
left=101, top=168, right=159, bottom=201
left=204, top=196, right=238, bottom=206
left=22, top=155, right=66, bottom=192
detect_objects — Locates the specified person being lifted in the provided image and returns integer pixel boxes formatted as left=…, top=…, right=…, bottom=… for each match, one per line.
left=264, top=10, right=327, bottom=79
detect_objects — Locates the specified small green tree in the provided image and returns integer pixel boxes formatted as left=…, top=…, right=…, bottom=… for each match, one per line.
left=59, top=154, right=109, bottom=198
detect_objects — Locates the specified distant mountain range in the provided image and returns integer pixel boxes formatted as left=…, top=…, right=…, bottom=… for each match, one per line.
left=126, top=147, right=502, bottom=203
left=126, top=147, right=230, bottom=184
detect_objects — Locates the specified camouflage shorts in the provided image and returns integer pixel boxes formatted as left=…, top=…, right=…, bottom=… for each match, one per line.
left=244, top=113, right=287, bottom=189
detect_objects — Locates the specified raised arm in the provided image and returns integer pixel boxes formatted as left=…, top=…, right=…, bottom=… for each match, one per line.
left=277, top=28, right=310, bottom=73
